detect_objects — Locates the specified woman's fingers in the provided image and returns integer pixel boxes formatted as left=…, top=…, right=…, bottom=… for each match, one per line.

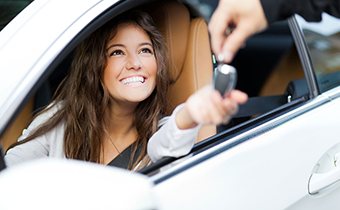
left=185, top=86, right=248, bottom=125
left=229, top=89, right=248, bottom=104
left=208, top=90, right=227, bottom=124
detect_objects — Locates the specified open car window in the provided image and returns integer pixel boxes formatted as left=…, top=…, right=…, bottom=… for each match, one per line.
left=296, top=13, right=340, bottom=94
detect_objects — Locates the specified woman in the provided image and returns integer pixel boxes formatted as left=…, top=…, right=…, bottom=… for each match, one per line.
left=5, top=10, right=247, bottom=170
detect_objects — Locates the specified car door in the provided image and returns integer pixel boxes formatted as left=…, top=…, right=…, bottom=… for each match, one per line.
left=144, top=14, right=340, bottom=210
left=284, top=13, right=340, bottom=210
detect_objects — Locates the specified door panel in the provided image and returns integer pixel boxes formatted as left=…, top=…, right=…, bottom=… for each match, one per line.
left=152, top=95, right=340, bottom=209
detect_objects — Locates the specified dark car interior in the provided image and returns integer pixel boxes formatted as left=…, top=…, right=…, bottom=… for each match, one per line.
left=0, top=0, right=309, bottom=173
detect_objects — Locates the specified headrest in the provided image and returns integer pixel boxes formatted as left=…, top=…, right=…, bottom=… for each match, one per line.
left=140, top=0, right=190, bottom=83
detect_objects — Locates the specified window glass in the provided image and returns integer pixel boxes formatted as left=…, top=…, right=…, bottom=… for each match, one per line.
left=214, top=20, right=306, bottom=132
left=0, top=0, right=33, bottom=31
left=296, top=13, right=340, bottom=93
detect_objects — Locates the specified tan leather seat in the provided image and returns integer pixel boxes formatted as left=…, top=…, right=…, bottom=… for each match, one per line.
left=143, top=0, right=216, bottom=142
left=0, top=99, right=34, bottom=152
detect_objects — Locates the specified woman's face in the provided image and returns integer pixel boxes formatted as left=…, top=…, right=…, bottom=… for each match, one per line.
left=104, top=23, right=157, bottom=105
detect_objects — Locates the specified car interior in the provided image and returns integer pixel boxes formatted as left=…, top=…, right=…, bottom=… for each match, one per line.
left=0, top=0, right=309, bottom=172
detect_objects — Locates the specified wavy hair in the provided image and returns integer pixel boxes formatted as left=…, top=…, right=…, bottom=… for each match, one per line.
left=8, top=10, right=170, bottom=170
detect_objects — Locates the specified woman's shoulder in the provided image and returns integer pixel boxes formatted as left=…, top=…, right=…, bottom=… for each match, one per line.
left=158, top=116, right=170, bottom=127
left=21, top=101, right=63, bottom=138
left=32, top=102, right=62, bottom=125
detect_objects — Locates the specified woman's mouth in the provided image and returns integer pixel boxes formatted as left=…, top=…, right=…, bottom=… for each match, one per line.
left=120, top=76, right=145, bottom=85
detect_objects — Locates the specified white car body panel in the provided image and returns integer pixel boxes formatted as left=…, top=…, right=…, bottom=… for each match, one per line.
left=0, top=158, right=158, bottom=210
left=0, top=0, right=120, bottom=134
left=152, top=88, right=340, bottom=209
left=0, top=0, right=50, bottom=50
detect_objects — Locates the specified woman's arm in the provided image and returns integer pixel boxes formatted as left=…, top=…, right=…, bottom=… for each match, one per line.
left=147, top=104, right=202, bottom=162
left=4, top=105, right=64, bottom=167
left=5, top=135, right=50, bottom=166
left=147, top=85, right=247, bottom=162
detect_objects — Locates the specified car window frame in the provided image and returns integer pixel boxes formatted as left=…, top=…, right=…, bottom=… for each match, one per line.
left=288, top=15, right=320, bottom=98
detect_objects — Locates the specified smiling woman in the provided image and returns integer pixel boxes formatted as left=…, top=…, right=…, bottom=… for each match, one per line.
left=4, top=10, right=171, bottom=170
left=4, top=8, right=246, bottom=171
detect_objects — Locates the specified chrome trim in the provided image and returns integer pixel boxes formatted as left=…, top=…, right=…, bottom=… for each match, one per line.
left=288, top=16, right=319, bottom=98
left=322, top=86, right=340, bottom=100
left=150, top=94, right=331, bottom=184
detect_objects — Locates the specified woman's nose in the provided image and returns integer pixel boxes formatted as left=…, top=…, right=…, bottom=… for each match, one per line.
left=126, top=54, right=142, bottom=70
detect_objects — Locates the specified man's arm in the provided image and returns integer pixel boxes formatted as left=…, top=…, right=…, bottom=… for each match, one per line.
left=261, top=0, right=340, bottom=24
left=209, top=0, right=340, bottom=63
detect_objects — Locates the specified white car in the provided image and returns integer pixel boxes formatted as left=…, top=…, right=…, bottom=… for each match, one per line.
left=1, top=0, right=340, bottom=209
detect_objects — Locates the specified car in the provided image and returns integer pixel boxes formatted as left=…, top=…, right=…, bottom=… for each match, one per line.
left=1, top=0, right=340, bottom=209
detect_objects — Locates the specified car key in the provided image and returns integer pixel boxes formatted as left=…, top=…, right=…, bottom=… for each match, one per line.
left=213, top=54, right=237, bottom=97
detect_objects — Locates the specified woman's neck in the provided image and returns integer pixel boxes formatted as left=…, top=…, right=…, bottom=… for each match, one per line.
left=101, top=101, right=138, bottom=165
left=109, top=101, right=137, bottom=138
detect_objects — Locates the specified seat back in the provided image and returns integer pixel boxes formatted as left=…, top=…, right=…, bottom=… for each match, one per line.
left=143, top=0, right=216, bottom=142
left=0, top=99, right=33, bottom=152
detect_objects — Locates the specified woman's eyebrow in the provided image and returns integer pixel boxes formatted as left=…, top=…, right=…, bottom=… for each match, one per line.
left=106, top=44, right=124, bottom=51
left=140, top=42, right=153, bottom=47
left=106, top=42, right=153, bottom=51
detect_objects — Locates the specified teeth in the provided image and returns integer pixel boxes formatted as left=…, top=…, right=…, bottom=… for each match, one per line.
left=121, top=76, right=145, bottom=85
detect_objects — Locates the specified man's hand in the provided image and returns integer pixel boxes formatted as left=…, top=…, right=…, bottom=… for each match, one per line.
left=209, top=0, right=268, bottom=63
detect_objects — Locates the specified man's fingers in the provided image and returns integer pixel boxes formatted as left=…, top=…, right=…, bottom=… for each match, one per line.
left=208, top=9, right=231, bottom=58
left=208, top=0, right=268, bottom=63
left=220, top=24, right=253, bottom=63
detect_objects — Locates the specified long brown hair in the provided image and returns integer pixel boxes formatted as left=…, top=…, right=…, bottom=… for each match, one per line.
left=8, top=10, right=170, bottom=170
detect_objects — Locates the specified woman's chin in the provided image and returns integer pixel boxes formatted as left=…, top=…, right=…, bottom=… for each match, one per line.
left=120, top=94, right=150, bottom=104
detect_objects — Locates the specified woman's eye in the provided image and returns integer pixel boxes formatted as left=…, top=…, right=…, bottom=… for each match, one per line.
left=110, top=50, right=123, bottom=56
left=140, top=48, right=152, bottom=54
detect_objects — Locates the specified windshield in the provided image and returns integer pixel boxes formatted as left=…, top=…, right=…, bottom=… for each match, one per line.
left=0, top=0, right=33, bottom=31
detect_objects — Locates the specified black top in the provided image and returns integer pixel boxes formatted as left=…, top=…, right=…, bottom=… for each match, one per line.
left=260, top=0, right=340, bottom=24
left=107, top=143, right=142, bottom=169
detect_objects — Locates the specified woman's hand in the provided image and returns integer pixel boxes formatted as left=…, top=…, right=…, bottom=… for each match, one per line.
left=176, top=85, right=248, bottom=130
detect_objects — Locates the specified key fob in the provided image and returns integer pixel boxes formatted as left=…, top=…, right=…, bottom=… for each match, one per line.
left=213, top=64, right=237, bottom=97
